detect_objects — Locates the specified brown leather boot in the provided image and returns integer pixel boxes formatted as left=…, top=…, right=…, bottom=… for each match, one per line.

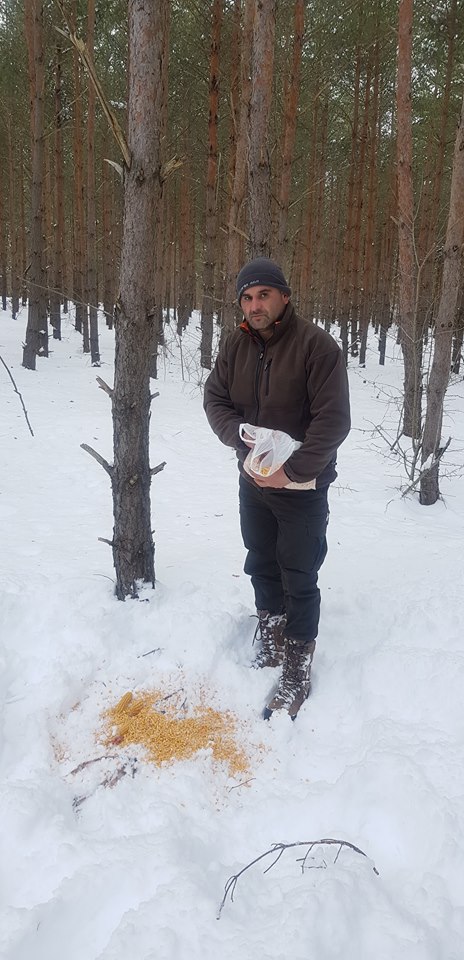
left=263, top=638, right=316, bottom=719
left=251, top=610, right=286, bottom=668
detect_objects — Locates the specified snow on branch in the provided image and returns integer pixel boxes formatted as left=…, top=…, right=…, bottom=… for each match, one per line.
left=217, top=838, right=379, bottom=919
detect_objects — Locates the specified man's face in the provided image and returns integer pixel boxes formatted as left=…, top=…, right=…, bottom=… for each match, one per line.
left=240, top=285, right=289, bottom=336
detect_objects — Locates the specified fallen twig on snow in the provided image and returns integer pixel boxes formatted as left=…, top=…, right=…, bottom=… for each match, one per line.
left=0, top=353, right=34, bottom=436
left=217, top=838, right=379, bottom=919
left=68, top=754, right=117, bottom=776
left=72, top=756, right=137, bottom=810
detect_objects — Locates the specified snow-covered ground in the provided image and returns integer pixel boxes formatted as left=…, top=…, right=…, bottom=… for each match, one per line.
left=1, top=308, right=464, bottom=960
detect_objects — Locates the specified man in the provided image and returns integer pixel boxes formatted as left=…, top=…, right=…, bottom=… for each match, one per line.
left=203, top=257, right=350, bottom=719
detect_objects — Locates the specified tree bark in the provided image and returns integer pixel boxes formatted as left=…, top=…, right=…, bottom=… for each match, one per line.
left=111, top=0, right=168, bottom=599
left=7, top=121, right=20, bottom=319
left=200, top=0, right=223, bottom=369
left=359, top=40, right=380, bottom=366
left=420, top=88, right=464, bottom=505
left=0, top=164, right=6, bottom=309
left=102, top=147, right=116, bottom=328
left=396, top=0, right=421, bottom=438
left=23, top=0, right=48, bottom=369
left=86, top=0, right=100, bottom=365
left=72, top=0, right=87, bottom=340
left=177, top=158, right=195, bottom=335
left=275, top=0, right=304, bottom=265
left=50, top=42, right=64, bottom=341
left=248, top=0, right=276, bottom=258
left=222, top=0, right=254, bottom=335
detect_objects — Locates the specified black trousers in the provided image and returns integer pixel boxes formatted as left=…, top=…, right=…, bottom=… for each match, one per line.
left=239, top=475, right=329, bottom=646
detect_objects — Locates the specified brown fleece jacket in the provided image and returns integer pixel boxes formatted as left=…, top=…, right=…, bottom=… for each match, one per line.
left=203, top=303, right=351, bottom=487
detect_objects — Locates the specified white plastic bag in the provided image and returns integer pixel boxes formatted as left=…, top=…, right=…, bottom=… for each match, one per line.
left=239, top=423, right=316, bottom=490
left=239, top=423, right=298, bottom=477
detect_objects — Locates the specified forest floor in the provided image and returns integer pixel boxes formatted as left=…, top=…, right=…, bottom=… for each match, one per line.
left=1, top=308, right=464, bottom=960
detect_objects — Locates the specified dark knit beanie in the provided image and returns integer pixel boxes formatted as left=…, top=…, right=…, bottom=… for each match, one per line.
left=236, top=257, right=291, bottom=302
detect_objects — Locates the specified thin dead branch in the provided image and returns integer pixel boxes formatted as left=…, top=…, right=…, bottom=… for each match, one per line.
left=72, top=757, right=137, bottom=810
left=81, top=443, right=113, bottom=476
left=150, top=461, right=166, bottom=476
left=0, top=353, right=34, bottom=436
left=54, top=2, right=131, bottom=168
left=160, top=155, right=185, bottom=182
left=68, top=754, right=117, bottom=776
left=217, top=839, right=379, bottom=919
left=96, top=376, right=113, bottom=398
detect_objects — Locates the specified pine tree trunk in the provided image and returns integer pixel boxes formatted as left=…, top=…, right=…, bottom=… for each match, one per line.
left=350, top=55, right=372, bottom=356
left=86, top=0, right=100, bottom=365
left=451, top=290, right=463, bottom=374
left=222, top=0, right=254, bottom=335
left=111, top=0, right=168, bottom=599
left=19, top=151, right=27, bottom=306
left=50, top=43, right=64, bottom=341
left=200, top=0, right=223, bottom=369
left=339, top=43, right=361, bottom=360
left=72, top=1, right=87, bottom=339
left=417, top=0, right=456, bottom=337
left=177, top=159, right=195, bottom=335
left=275, top=0, right=304, bottom=265
left=23, top=0, right=48, bottom=370
left=224, top=0, right=241, bottom=237
left=102, top=149, right=115, bottom=328
left=0, top=165, right=7, bottom=310
left=299, top=74, right=321, bottom=320
left=359, top=40, right=380, bottom=366
left=8, top=122, right=20, bottom=319
left=420, top=88, right=464, bottom=505
left=308, top=96, right=328, bottom=323
left=396, top=0, right=421, bottom=438
left=248, top=0, right=276, bottom=258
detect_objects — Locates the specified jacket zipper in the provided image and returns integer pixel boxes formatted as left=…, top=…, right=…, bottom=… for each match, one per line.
left=254, top=348, right=265, bottom=420
left=264, top=359, right=272, bottom=396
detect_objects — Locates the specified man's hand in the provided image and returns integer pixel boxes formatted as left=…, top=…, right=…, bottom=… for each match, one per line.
left=253, top=465, right=290, bottom=488
left=242, top=431, right=255, bottom=448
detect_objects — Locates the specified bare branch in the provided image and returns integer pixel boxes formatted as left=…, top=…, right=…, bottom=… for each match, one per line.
left=68, top=754, right=117, bottom=776
left=54, top=3, right=131, bottom=168
left=150, top=391, right=160, bottom=401
left=80, top=443, right=113, bottom=477
left=98, top=537, right=114, bottom=547
left=217, top=838, right=379, bottom=919
left=0, top=353, right=34, bottom=436
left=160, top=155, right=185, bottom=182
left=96, top=376, right=113, bottom=398
left=104, top=157, right=123, bottom=181
left=150, top=460, right=166, bottom=477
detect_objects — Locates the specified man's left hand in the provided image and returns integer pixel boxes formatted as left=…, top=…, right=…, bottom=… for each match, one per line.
left=253, top=466, right=290, bottom=488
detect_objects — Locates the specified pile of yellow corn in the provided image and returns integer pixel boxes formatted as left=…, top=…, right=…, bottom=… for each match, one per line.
left=101, top=688, right=249, bottom=776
